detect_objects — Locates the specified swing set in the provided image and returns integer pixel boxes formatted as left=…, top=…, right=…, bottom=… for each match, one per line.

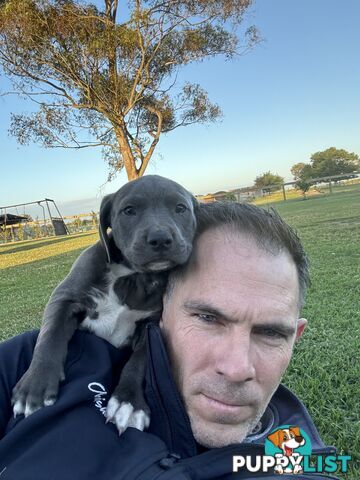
left=0, top=198, right=69, bottom=244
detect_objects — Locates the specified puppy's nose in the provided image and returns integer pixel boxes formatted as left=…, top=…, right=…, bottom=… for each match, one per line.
left=295, top=436, right=303, bottom=443
left=147, top=230, right=173, bottom=250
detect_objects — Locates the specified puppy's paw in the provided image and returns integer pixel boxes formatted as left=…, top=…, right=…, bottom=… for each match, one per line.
left=274, top=465, right=284, bottom=475
left=105, top=397, right=150, bottom=435
left=11, top=365, right=63, bottom=418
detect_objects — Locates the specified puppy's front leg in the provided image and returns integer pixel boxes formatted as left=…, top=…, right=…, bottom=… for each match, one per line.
left=106, top=328, right=149, bottom=435
left=12, top=300, right=84, bottom=417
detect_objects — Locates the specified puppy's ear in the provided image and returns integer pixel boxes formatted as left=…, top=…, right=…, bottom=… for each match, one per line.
left=191, top=195, right=199, bottom=213
left=99, top=193, right=113, bottom=263
left=191, top=196, right=199, bottom=228
left=267, top=430, right=282, bottom=448
left=290, top=426, right=301, bottom=437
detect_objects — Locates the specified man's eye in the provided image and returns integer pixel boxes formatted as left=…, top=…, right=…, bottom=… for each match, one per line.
left=257, top=328, right=286, bottom=339
left=194, top=313, right=217, bottom=323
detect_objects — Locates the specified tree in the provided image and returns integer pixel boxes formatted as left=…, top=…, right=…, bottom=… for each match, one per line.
left=310, top=147, right=359, bottom=179
left=0, top=0, right=259, bottom=180
left=291, top=162, right=306, bottom=180
left=295, top=178, right=311, bottom=199
left=290, top=162, right=314, bottom=181
left=254, top=171, right=284, bottom=190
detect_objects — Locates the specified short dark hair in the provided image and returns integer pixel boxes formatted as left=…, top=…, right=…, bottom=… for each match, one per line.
left=166, top=201, right=310, bottom=309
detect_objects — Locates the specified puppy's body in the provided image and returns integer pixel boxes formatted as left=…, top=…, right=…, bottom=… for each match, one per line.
left=71, top=242, right=161, bottom=348
left=80, top=289, right=149, bottom=348
left=12, top=175, right=197, bottom=433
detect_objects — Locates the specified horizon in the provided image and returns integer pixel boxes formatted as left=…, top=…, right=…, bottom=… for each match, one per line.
left=1, top=0, right=359, bottom=214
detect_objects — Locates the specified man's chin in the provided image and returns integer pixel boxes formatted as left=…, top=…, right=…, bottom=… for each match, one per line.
left=188, top=411, right=256, bottom=449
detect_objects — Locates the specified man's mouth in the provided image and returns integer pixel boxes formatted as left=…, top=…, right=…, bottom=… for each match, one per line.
left=199, top=393, right=249, bottom=417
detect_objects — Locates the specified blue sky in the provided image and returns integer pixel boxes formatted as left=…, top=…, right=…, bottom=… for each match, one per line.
left=1, top=0, right=360, bottom=216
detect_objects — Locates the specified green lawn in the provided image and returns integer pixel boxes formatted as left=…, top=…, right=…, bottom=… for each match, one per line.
left=0, top=188, right=359, bottom=478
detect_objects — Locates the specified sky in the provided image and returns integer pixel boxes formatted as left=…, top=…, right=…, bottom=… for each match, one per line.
left=1, top=0, right=360, bottom=216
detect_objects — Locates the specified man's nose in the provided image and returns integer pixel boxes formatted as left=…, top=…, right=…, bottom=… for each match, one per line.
left=214, top=333, right=256, bottom=383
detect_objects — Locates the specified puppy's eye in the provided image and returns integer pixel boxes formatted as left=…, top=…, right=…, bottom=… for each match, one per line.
left=175, top=203, right=187, bottom=214
left=123, top=206, right=136, bottom=216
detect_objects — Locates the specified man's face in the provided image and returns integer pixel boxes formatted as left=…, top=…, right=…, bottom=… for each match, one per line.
left=160, top=228, right=307, bottom=448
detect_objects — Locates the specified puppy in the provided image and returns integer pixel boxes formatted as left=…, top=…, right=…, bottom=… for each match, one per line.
left=267, top=426, right=306, bottom=474
left=12, top=175, right=197, bottom=434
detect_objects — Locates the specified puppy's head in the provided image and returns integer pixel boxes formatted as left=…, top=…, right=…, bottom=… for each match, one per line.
left=99, top=175, right=198, bottom=272
left=267, top=427, right=305, bottom=451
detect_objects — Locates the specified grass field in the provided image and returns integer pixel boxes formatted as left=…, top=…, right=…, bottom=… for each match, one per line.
left=0, top=187, right=359, bottom=478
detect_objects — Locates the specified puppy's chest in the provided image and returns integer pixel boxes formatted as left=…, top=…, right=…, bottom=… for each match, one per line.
left=80, top=265, right=154, bottom=348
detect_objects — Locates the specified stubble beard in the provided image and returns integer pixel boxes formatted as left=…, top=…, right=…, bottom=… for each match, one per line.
left=187, top=384, right=279, bottom=449
left=188, top=404, right=264, bottom=449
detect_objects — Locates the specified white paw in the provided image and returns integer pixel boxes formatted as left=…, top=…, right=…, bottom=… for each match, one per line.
left=13, top=399, right=41, bottom=418
left=105, top=397, right=150, bottom=435
left=13, top=397, right=55, bottom=418
left=13, top=399, right=26, bottom=418
left=274, top=465, right=284, bottom=474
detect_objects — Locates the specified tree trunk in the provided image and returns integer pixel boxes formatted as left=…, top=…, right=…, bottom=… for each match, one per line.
left=114, top=127, right=139, bottom=180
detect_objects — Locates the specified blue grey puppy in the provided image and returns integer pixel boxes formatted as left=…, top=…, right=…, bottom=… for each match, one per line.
left=12, top=175, right=197, bottom=434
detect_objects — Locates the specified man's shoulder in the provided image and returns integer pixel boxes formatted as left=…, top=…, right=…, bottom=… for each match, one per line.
left=0, top=328, right=127, bottom=356
left=0, top=329, right=132, bottom=399
left=0, top=330, right=40, bottom=371
left=269, top=384, right=336, bottom=454
left=0, top=329, right=39, bottom=349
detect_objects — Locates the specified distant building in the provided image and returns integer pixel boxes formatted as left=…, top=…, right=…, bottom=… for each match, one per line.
left=196, top=186, right=263, bottom=203
left=229, top=187, right=263, bottom=202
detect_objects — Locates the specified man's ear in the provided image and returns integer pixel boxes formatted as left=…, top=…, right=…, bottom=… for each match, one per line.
left=295, top=318, right=307, bottom=342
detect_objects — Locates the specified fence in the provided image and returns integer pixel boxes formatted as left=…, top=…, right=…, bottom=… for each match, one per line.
left=1, top=172, right=359, bottom=244
left=197, top=172, right=360, bottom=204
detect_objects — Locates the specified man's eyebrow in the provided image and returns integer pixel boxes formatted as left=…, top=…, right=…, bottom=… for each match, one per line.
left=183, top=301, right=234, bottom=322
left=183, top=301, right=297, bottom=336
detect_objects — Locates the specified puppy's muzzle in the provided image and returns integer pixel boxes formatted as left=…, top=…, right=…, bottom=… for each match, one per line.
left=146, top=228, right=173, bottom=252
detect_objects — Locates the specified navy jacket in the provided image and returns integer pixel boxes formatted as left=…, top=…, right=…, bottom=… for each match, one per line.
left=0, top=324, right=338, bottom=479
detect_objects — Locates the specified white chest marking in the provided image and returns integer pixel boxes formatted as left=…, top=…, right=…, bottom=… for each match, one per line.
left=80, top=265, right=153, bottom=347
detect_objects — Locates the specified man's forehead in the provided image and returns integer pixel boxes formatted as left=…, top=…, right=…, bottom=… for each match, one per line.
left=175, top=227, right=300, bottom=315
left=192, top=227, right=295, bottom=274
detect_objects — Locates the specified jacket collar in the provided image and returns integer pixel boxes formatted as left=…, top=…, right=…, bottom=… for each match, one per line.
left=144, top=323, right=335, bottom=458
left=145, top=322, right=197, bottom=457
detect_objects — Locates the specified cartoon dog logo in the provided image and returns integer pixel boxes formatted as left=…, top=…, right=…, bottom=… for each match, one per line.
left=267, top=426, right=306, bottom=474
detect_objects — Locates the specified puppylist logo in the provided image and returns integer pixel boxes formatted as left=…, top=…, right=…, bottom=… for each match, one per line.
left=232, top=425, right=351, bottom=475
left=265, top=425, right=311, bottom=475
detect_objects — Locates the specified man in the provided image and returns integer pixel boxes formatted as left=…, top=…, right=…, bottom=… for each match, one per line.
left=0, top=202, right=337, bottom=479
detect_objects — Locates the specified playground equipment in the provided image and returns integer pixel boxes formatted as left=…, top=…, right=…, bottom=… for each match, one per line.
left=0, top=199, right=69, bottom=243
